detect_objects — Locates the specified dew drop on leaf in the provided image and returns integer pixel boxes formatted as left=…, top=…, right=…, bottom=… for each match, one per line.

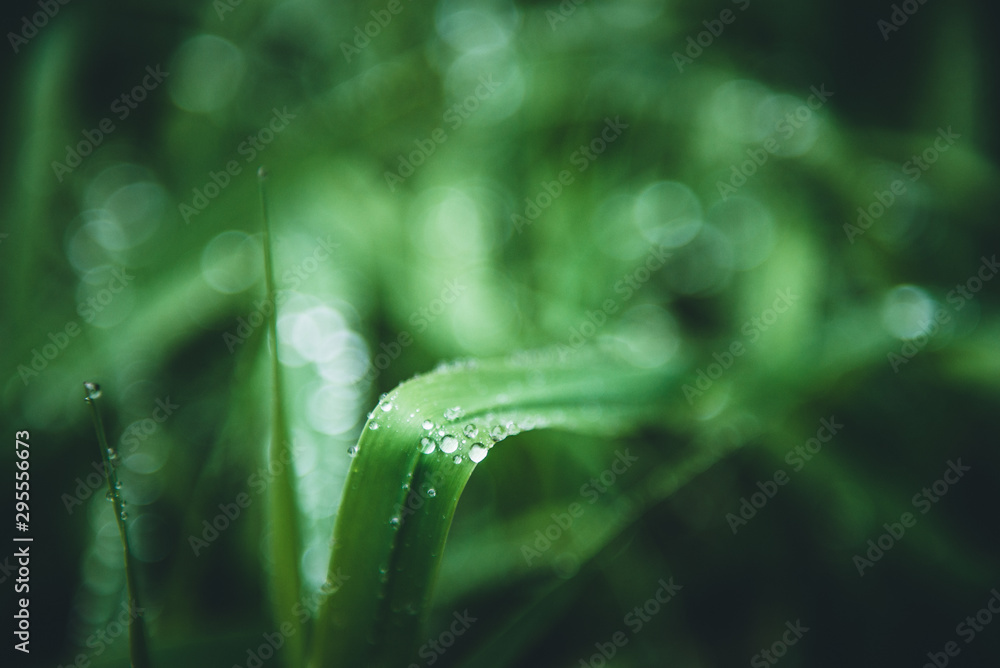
left=422, top=419, right=434, bottom=431
left=443, top=406, right=464, bottom=422
left=105, top=490, right=114, bottom=501
left=368, top=421, right=379, bottom=430
left=347, top=445, right=358, bottom=457
left=490, top=425, right=506, bottom=440
left=84, top=382, right=102, bottom=401
left=389, top=516, right=400, bottom=528
left=452, top=455, right=462, bottom=464
left=119, top=511, right=128, bottom=521
left=439, top=435, right=458, bottom=453
left=463, top=424, right=478, bottom=438
left=420, top=437, right=436, bottom=454
left=426, top=488, right=436, bottom=498
left=380, top=401, right=393, bottom=412
left=469, top=443, right=489, bottom=463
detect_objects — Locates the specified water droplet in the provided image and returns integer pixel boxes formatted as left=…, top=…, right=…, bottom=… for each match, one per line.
left=422, top=419, right=434, bottom=431
left=114, top=481, right=122, bottom=490
left=119, top=511, right=128, bottom=521
left=105, top=490, right=114, bottom=501
left=440, top=435, right=458, bottom=453
left=452, top=455, right=462, bottom=464
left=83, top=382, right=102, bottom=401
left=389, top=516, right=401, bottom=528
left=443, top=406, right=464, bottom=422
left=469, top=443, right=489, bottom=463
left=420, top=437, right=436, bottom=454
left=347, top=445, right=358, bottom=457
left=368, top=421, right=379, bottom=430
left=489, top=425, right=506, bottom=440
left=463, top=424, right=479, bottom=438
left=426, top=488, right=436, bottom=497
left=380, top=401, right=393, bottom=412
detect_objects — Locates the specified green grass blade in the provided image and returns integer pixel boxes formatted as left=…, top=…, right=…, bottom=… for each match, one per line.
left=312, top=349, right=681, bottom=667
left=259, top=168, right=304, bottom=666
left=83, top=383, right=151, bottom=668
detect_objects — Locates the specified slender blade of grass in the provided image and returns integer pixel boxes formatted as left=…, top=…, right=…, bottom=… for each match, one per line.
left=83, top=383, right=150, bottom=668
left=259, top=168, right=304, bottom=666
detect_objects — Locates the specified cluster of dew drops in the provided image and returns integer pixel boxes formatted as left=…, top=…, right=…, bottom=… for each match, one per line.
left=352, top=393, right=530, bottom=466
left=347, top=387, right=543, bottom=533
left=83, top=382, right=129, bottom=521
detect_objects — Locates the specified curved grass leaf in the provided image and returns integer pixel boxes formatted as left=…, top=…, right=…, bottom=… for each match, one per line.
left=311, top=349, right=682, bottom=668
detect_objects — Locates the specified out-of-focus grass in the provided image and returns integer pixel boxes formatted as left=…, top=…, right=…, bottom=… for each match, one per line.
left=1, top=0, right=999, bottom=666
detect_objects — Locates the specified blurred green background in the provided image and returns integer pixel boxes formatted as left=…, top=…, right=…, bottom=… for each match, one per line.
left=2, top=0, right=999, bottom=666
